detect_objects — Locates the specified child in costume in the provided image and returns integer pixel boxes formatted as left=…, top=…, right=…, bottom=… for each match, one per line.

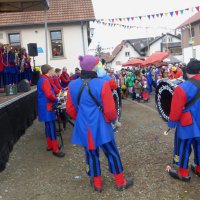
left=66, top=55, right=133, bottom=192
left=37, top=64, right=65, bottom=158
left=141, top=76, right=150, bottom=102
left=168, top=59, right=200, bottom=181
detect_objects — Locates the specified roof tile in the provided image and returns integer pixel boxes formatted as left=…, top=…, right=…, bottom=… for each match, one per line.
left=0, top=0, right=95, bottom=27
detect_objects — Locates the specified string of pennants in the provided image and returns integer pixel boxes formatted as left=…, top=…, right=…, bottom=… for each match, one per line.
left=95, top=20, right=175, bottom=30
left=94, top=5, right=200, bottom=31
left=89, top=47, right=114, bottom=52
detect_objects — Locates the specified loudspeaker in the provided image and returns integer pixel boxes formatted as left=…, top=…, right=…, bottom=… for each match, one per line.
left=27, top=43, right=38, bottom=57
left=17, top=79, right=31, bottom=92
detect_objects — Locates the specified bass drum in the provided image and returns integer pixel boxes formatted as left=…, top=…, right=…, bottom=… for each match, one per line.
left=112, top=89, right=121, bottom=121
left=155, top=78, right=184, bottom=122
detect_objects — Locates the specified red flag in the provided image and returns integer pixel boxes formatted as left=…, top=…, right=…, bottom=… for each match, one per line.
left=131, top=17, right=134, bottom=20
left=196, top=6, right=200, bottom=12
left=160, top=13, right=163, bottom=17
left=112, top=19, right=114, bottom=23
left=175, top=11, right=179, bottom=16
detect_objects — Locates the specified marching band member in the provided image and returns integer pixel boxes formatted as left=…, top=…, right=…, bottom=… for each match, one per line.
left=168, top=59, right=200, bottom=181
left=66, top=55, right=133, bottom=192
left=37, top=64, right=65, bottom=158
left=53, top=68, right=63, bottom=90
left=60, top=66, right=70, bottom=88
left=0, top=44, right=5, bottom=88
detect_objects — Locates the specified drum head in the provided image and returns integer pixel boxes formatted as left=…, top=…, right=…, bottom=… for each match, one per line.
left=155, top=80, right=174, bottom=122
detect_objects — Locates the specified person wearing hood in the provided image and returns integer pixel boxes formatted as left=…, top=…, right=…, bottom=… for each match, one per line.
left=66, top=55, right=133, bottom=192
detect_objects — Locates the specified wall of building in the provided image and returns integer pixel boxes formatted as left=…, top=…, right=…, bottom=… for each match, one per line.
left=182, top=22, right=200, bottom=49
left=183, top=45, right=200, bottom=64
left=111, top=42, right=140, bottom=70
left=0, top=23, right=88, bottom=73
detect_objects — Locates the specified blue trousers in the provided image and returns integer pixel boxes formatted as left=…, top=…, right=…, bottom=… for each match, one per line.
left=45, top=121, right=57, bottom=140
left=24, top=68, right=32, bottom=82
left=0, top=71, right=4, bottom=88
left=174, top=137, right=200, bottom=169
left=85, top=140, right=123, bottom=177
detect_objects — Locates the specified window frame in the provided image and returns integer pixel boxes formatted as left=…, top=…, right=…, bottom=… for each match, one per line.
left=50, top=30, right=65, bottom=59
left=8, top=32, right=21, bottom=49
left=125, top=52, right=130, bottom=57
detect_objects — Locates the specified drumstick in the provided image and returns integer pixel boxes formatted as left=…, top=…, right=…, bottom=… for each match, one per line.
left=164, top=128, right=171, bottom=136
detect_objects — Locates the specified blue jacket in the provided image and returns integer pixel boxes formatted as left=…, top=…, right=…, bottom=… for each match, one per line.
left=37, top=75, right=58, bottom=122
left=66, top=77, right=117, bottom=149
left=168, top=75, right=200, bottom=139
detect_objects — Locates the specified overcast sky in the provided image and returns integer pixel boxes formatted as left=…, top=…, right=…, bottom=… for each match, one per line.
left=89, top=0, right=200, bottom=52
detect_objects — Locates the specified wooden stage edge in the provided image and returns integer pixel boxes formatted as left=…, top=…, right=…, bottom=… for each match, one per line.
left=0, top=86, right=37, bottom=108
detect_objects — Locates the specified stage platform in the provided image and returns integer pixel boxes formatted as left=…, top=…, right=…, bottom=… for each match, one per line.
left=0, top=86, right=37, bottom=105
left=0, top=87, right=37, bottom=172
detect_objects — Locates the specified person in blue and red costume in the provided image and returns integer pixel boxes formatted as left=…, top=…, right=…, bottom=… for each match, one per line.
left=168, top=59, right=200, bottom=181
left=60, top=66, right=70, bottom=88
left=66, top=55, right=133, bottom=192
left=70, top=67, right=81, bottom=80
left=53, top=68, right=63, bottom=90
left=0, top=44, right=5, bottom=88
left=37, top=64, right=65, bottom=158
left=24, top=55, right=32, bottom=84
left=7, top=48, right=18, bottom=85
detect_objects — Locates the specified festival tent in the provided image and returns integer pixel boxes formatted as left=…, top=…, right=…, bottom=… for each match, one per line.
left=143, top=51, right=170, bottom=66
left=122, top=59, right=144, bottom=67
left=0, top=0, right=49, bottom=12
left=163, top=54, right=181, bottom=64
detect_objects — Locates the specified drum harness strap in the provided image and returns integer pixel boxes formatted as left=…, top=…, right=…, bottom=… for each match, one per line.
left=77, top=79, right=104, bottom=112
left=185, top=78, right=200, bottom=109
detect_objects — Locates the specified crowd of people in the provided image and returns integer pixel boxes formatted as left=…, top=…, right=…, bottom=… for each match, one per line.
left=0, top=44, right=32, bottom=88
left=36, top=54, right=200, bottom=192
left=118, top=63, right=185, bottom=102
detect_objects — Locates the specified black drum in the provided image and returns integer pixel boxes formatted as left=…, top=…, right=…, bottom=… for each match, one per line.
left=113, top=89, right=121, bottom=121
left=155, top=79, right=184, bottom=122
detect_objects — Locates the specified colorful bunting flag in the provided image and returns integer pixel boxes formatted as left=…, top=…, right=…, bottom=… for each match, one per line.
left=96, top=5, right=200, bottom=26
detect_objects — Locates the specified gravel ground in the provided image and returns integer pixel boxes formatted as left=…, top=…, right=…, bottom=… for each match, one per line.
left=0, top=98, right=200, bottom=200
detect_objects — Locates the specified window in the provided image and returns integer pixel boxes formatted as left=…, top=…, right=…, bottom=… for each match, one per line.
left=168, top=37, right=172, bottom=43
left=50, top=30, right=64, bottom=57
left=199, top=24, right=200, bottom=35
left=125, top=52, right=130, bottom=57
left=8, top=33, right=21, bottom=49
left=169, top=47, right=182, bottom=55
left=191, top=27, right=195, bottom=37
left=126, top=43, right=129, bottom=48
left=116, top=61, right=121, bottom=65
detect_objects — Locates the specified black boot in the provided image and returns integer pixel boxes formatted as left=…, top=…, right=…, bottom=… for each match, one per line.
left=169, top=169, right=191, bottom=182
left=116, top=177, right=134, bottom=191
left=52, top=151, right=65, bottom=158
left=191, top=164, right=200, bottom=177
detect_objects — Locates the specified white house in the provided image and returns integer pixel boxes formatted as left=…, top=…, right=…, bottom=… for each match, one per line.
left=142, top=33, right=182, bottom=61
left=102, top=40, right=144, bottom=70
left=0, top=0, right=95, bottom=73
left=178, top=12, right=200, bottom=64
left=104, top=33, right=182, bottom=69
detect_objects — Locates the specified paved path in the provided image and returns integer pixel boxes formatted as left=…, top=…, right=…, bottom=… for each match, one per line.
left=0, top=99, right=199, bottom=200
